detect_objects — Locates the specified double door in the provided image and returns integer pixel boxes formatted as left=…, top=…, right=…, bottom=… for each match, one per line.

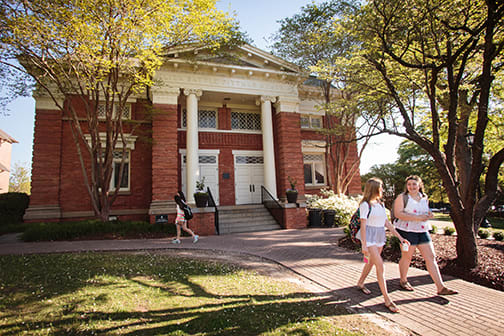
left=234, top=152, right=264, bottom=204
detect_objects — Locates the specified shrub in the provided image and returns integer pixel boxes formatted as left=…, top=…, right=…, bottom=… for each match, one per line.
left=307, top=189, right=361, bottom=227
left=343, top=226, right=351, bottom=238
left=478, top=229, right=490, bottom=239
left=443, top=226, right=456, bottom=235
left=21, top=220, right=172, bottom=242
left=429, top=224, right=437, bottom=234
left=387, top=236, right=401, bottom=252
left=493, top=231, right=504, bottom=241
left=0, top=192, right=29, bottom=226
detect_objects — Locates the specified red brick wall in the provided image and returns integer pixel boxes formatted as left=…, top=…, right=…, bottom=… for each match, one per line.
left=283, top=207, right=308, bottom=229
left=30, top=109, right=62, bottom=206
left=273, top=112, right=305, bottom=200
left=219, top=149, right=235, bottom=205
left=152, top=104, right=178, bottom=202
left=189, top=212, right=215, bottom=236
left=218, top=106, right=231, bottom=130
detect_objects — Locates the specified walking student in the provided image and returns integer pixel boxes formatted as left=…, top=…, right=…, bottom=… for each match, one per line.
left=393, top=175, right=457, bottom=295
left=173, top=191, right=199, bottom=244
left=356, top=177, right=410, bottom=313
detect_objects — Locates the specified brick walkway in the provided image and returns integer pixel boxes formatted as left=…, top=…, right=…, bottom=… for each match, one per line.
left=1, top=228, right=503, bottom=335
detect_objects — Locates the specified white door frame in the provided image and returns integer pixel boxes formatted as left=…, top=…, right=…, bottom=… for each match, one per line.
left=233, top=150, right=264, bottom=205
left=180, top=149, right=220, bottom=205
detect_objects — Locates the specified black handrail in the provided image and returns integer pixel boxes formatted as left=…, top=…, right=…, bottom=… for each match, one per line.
left=207, top=186, right=219, bottom=235
left=261, top=185, right=284, bottom=228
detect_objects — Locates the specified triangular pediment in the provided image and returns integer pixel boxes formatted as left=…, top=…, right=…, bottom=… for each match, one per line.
left=164, top=43, right=301, bottom=74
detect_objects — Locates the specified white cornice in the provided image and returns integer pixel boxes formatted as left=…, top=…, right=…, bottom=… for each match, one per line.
left=84, top=133, right=138, bottom=150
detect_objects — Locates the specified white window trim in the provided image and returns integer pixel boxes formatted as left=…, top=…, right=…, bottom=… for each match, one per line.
left=111, top=150, right=131, bottom=191
left=303, top=153, right=326, bottom=186
left=84, top=133, right=138, bottom=150
left=301, top=114, right=323, bottom=129
left=179, top=149, right=220, bottom=166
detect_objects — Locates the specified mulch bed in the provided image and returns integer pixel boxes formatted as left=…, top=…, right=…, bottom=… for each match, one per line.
left=338, top=233, right=504, bottom=291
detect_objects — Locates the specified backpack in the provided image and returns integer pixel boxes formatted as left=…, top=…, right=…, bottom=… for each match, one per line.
left=348, top=201, right=371, bottom=245
left=390, top=193, right=410, bottom=223
left=182, top=204, right=193, bottom=220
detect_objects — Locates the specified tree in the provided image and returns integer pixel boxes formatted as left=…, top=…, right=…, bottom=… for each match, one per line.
left=8, top=162, right=30, bottom=194
left=0, top=0, right=237, bottom=221
left=270, top=0, right=371, bottom=195
left=344, top=0, right=504, bottom=268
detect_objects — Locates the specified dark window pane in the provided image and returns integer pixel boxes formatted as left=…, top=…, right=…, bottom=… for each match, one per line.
left=304, top=164, right=313, bottom=184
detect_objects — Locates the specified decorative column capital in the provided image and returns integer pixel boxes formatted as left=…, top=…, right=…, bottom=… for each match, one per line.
left=183, top=88, right=203, bottom=98
left=151, top=86, right=180, bottom=105
left=255, top=95, right=277, bottom=106
left=274, top=96, right=299, bottom=113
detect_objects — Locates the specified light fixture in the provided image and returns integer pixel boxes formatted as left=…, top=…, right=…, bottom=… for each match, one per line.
left=465, top=130, right=475, bottom=146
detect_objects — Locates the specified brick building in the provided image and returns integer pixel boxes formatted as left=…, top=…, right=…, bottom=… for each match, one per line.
left=24, top=44, right=361, bottom=233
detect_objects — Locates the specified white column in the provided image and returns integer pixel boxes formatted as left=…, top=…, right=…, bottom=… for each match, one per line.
left=256, top=96, right=278, bottom=199
left=183, top=89, right=202, bottom=204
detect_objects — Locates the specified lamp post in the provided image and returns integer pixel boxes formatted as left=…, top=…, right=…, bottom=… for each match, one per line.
left=465, top=130, right=475, bottom=146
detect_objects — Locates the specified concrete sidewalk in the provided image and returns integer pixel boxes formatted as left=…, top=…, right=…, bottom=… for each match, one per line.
left=1, top=228, right=502, bottom=335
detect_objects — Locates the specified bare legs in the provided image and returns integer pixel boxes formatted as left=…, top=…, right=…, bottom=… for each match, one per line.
left=399, top=242, right=456, bottom=294
left=175, top=220, right=196, bottom=240
left=357, top=245, right=398, bottom=311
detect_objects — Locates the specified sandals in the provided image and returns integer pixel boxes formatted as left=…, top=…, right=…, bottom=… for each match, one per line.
left=357, top=285, right=371, bottom=295
left=384, top=301, right=399, bottom=313
left=438, top=287, right=458, bottom=295
left=399, top=280, right=414, bottom=291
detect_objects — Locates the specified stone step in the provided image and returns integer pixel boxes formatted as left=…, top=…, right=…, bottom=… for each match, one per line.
left=216, top=204, right=281, bottom=235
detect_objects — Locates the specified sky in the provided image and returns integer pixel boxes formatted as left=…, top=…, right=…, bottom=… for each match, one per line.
left=0, top=0, right=401, bottom=175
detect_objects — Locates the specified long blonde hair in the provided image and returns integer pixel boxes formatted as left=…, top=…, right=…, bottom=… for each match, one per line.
left=361, top=177, right=383, bottom=204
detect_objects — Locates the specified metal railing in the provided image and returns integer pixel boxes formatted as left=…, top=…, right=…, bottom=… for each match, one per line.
left=207, top=186, right=219, bottom=235
left=261, top=185, right=284, bottom=228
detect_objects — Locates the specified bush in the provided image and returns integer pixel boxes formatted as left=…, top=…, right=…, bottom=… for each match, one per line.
left=343, top=226, right=351, bottom=238
left=0, top=192, right=29, bottom=226
left=307, top=189, right=361, bottom=227
left=443, top=226, right=455, bottom=235
left=21, top=220, right=172, bottom=242
left=387, top=236, right=401, bottom=252
left=478, top=229, right=490, bottom=239
left=429, top=224, right=437, bottom=234
left=493, top=231, right=504, bottom=241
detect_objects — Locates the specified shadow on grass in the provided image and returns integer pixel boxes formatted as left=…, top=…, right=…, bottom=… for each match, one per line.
left=0, top=252, right=355, bottom=336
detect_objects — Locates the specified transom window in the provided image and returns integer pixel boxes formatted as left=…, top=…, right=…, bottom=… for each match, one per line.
left=231, top=111, right=261, bottom=130
left=236, top=156, right=264, bottom=164
left=182, top=109, right=217, bottom=129
left=97, top=103, right=131, bottom=120
left=182, top=155, right=217, bottom=165
left=301, top=115, right=322, bottom=129
left=303, top=154, right=325, bottom=186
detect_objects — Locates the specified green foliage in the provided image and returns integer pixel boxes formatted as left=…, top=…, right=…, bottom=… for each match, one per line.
left=21, top=220, right=172, bottom=242
left=8, top=163, right=31, bottom=194
left=307, top=189, right=360, bottom=227
left=287, top=176, right=297, bottom=191
left=343, top=226, right=351, bottom=237
left=478, top=229, right=490, bottom=239
left=492, top=231, right=504, bottom=241
left=444, top=227, right=456, bottom=236
left=429, top=224, right=438, bottom=234
left=0, top=192, right=29, bottom=226
left=387, top=235, right=401, bottom=252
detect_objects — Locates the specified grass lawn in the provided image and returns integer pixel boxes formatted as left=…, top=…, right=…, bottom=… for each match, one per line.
left=0, top=252, right=389, bottom=335
left=433, top=213, right=504, bottom=231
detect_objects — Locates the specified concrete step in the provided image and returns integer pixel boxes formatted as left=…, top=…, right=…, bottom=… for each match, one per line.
left=216, top=204, right=281, bottom=235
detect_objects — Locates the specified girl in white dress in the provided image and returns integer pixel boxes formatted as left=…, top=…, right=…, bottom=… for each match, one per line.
left=356, top=177, right=409, bottom=313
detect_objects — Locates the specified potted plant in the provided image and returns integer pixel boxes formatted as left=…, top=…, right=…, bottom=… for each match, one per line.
left=286, top=176, right=298, bottom=203
left=194, top=177, right=209, bottom=207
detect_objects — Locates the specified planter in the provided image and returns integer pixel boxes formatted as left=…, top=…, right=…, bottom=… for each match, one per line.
left=286, top=191, right=298, bottom=203
left=194, top=193, right=209, bottom=207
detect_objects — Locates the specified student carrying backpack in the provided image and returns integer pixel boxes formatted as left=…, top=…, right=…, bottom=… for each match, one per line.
left=348, top=201, right=370, bottom=245
left=172, top=191, right=198, bottom=244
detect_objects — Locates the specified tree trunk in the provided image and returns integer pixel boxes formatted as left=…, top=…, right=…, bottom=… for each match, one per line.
left=454, top=213, right=478, bottom=269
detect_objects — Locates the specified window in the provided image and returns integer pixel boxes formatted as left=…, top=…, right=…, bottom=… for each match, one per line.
left=97, top=103, right=131, bottom=120
left=182, top=109, right=217, bottom=129
left=300, top=115, right=322, bottom=129
left=111, top=150, right=130, bottom=191
left=303, top=154, right=325, bottom=186
left=231, top=111, right=261, bottom=130
left=235, top=156, right=263, bottom=164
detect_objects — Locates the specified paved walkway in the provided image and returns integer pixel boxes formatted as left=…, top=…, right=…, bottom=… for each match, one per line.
left=1, top=228, right=503, bottom=335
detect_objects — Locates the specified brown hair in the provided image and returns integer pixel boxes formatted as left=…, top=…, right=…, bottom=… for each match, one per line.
left=404, top=175, right=424, bottom=195
left=361, top=177, right=383, bottom=204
